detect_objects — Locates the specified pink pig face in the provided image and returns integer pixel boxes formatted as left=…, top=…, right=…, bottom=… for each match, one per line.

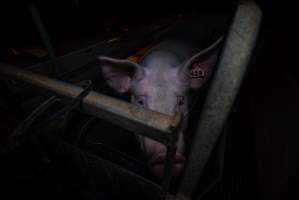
left=97, top=39, right=220, bottom=178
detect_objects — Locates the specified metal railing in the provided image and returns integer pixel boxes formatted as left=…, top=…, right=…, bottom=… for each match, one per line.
left=0, top=62, right=181, bottom=198
left=0, top=1, right=262, bottom=199
left=177, top=1, right=262, bottom=199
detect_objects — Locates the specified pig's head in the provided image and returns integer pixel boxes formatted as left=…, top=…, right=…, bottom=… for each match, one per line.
left=97, top=38, right=221, bottom=178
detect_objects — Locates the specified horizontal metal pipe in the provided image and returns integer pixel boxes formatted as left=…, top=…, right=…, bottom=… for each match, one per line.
left=177, top=1, right=262, bottom=199
left=0, top=64, right=181, bottom=146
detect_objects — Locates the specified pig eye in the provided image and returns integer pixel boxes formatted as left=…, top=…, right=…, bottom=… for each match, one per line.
left=137, top=99, right=144, bottom=105
left=177, top=96, right=185, bottom=107
left=135, top=95, right=146, bottom=106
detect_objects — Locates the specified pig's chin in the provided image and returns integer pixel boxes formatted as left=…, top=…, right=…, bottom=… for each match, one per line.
left=148, top=153, right=186, bottom=178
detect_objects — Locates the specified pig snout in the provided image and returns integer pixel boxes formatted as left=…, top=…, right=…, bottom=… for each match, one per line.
left=149, top=152, right=186, bottom=178
left=144, top=138, right=186, bottom=178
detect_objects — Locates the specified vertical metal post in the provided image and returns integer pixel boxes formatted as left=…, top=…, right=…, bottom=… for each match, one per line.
left=177, top=1, right=262, bottom=199
left=159, top=144, right=177, bottom=198
left=28, top=3, right=60, bottom=75
left=159, top=113, right=182, bottom=198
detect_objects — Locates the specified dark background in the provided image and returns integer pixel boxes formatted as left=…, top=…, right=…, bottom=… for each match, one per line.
left=0, top=0, right=297, bottom=200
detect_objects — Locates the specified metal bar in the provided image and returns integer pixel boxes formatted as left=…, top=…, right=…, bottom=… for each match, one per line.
left=160, top=115, right=181, bottom=197
left=28, top=3, right=60, bottom=75
left=13, top=96, right=58, bottom=138
left=0, top=64, right=181, bottom=146
left=42, top=131, right=162, bottom=200
left=160, top=144, right=177, bottom=197
left=177, top=1, right=262, bottom=199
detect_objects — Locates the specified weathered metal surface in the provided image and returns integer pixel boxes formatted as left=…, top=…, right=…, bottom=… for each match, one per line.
left=177, top=1, right=262, bottom=199
left=0, top=64, right=181, bottom=146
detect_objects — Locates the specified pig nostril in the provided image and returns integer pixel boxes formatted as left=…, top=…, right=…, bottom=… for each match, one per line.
left=135, top=95, right=146, bottom=106
left=149, top=154, right=186, bottom=166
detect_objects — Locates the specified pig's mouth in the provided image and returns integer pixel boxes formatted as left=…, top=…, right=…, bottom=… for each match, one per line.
left=148, top=153, right=186, bottom=178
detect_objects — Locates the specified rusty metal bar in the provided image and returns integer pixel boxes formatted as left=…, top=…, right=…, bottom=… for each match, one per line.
left=177, top=1, right=262, bottom=199
left=0, top=64, right=181, bottom=146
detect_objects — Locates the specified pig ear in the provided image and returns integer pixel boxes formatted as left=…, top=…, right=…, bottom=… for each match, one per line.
left=180, top=37, right=224, bottom=90
left=97, top=56, right=144, bottom=94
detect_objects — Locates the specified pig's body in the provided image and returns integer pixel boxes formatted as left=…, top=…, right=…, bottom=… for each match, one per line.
left=98, top=20, right=224, bottom=178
